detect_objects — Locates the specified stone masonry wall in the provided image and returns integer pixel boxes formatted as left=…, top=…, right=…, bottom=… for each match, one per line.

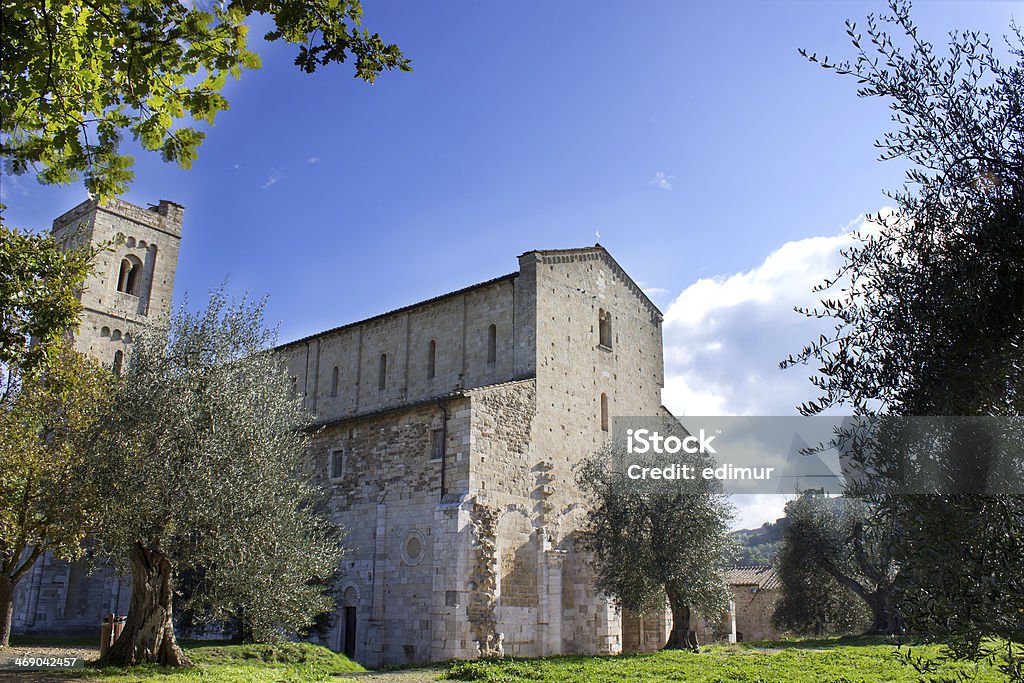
left=279, top=273, right=537, bottom=424
left=306, top=394, right=475, bottom=666
left=528, top=248, right=665, bottom=656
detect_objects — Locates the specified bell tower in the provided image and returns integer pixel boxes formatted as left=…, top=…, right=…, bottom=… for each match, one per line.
left=50, top=197, right=184, bottom=370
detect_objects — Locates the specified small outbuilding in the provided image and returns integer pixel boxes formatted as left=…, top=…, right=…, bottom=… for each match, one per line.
left=716, top=565, right=782, bottom=643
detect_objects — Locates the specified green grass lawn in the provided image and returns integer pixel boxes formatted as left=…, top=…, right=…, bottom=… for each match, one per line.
left=6, top=637, right=1008, bottom=682
left=442, top=638, right=1006, bottom=683
left=81, top=642, right=367, bottom=682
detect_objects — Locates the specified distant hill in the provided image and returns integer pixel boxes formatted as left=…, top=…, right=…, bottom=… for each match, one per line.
left=729, top=518, right=787, bottom=566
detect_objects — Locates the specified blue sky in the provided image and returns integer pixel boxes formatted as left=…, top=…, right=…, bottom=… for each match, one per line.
left=4, top=1, right=1020, bottom=526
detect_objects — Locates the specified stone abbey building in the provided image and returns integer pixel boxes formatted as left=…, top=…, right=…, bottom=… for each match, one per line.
left=15, top=197, right=672, bottom=665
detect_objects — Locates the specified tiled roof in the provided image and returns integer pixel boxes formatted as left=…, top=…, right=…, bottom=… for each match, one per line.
left=724, top=565, right=781, bottom=590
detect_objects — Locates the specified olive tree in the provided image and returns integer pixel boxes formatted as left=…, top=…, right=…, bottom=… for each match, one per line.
left=577, top=442, right=734, bottom=651
left=785, top=1, right=1024, bottom=676
left=772, top=493, right=889, bottom=636
left=86, top=290, right=341, bottom=666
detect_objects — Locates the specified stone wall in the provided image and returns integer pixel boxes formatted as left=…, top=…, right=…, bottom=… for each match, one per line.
left=727, top=588, right=781, bottom=642
left=527, top=247, right=665, bottom=656
left=306, top=392, right=478, bottom=666
left=50, top=198, right=183, bottom=368
left=279, top=274, right=537, bottom=423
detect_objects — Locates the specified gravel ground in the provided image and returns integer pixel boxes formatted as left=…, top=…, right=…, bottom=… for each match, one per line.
left=0, top=643, right=99, bottom=681
left=337, top=672, right=443, bottom=682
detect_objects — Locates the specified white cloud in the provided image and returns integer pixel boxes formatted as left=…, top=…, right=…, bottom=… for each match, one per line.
left=261, top=169, right=284, bottom=189
left=648, top=171, right=674, bottom=190
left=661, top=214, right=890, bottom=418
left=732, top=494, right=795, bottom=530
left=657, top=212, right=893, bottom=528
left=638, top=282, right=670, bottom=301
left=307, top=156, right=321, bottom=164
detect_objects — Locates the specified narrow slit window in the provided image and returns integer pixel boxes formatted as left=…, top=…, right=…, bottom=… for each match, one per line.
left=378, top=354, right=387, bottom=391
left=331, top=366, right=339, bottom=398
left=600, top=393, right=609, bottom=432
left=113, top=350, right=124, bottom=376
left=486, top=324, right=496, bottom=368
left=330, top=448, right=345, bottom=479
left=427, top=340, right=436, bottom=379
left=599, top=309, right=612, bottom=348
left=430, top=429, right=444, bottom=461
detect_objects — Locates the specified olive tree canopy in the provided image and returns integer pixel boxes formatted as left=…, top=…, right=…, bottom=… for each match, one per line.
left=87, top=290, right=341, bottom=666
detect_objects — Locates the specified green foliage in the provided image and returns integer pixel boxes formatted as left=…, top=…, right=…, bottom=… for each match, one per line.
left=888, top=495, right=1024, bottom=670
left=784, top=0, right=1024, bottom=418
left=576, top=442, right=734, bottom=649
left=786, top=1, right=1023, bottom=676
left=86, top=289, right=342, bottom=644
left=0, top=342, right=113, bottom=645
left=772, top=494, right=874, bottom=636
left=729, top=519, right=786, bottom=566
left=440, top=639, right=1010, bottom=682
left=0, top=0, right=411, bottom=198
left=0, top=223, right=94, bottom=381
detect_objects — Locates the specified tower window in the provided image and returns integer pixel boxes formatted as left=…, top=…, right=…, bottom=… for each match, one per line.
left=116, top=256, right=143, bottom=295
left=427, top=340, right=436, bottom=379
left=600, top=393, right=609, bottom=432
left=486, top=324, right=497, bottom=369
left=599, top=309, right=612, bottom=348
left=113, top=350, right=124, bottom=376
left=330, top=366, right=339, bottom=398
left=378, top=354, right=387, bottom=391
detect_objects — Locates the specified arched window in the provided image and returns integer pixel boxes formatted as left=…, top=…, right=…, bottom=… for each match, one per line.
left=600, top=393, right=609, bottom=432
left=486, top=324, right=497, bottom=368
left=599, top=309, right=612, bottom=348
left=331, top=366, right=339, bottom=398
left=100, top=326, right=110, bottom=337
left=116, top=256, right=143, bottom=295
left=378, top=354, right=387, bottom=391
left=113, top=350, right=124, bottom=376
left=427, top=340, right=436, bottom=380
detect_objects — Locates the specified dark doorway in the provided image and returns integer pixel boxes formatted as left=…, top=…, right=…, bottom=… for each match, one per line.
left=343, top=606, right=357, bottom=658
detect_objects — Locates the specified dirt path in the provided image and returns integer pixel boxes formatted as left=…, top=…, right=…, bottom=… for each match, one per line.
left=0, top=644, right=99, bottom=682
left=337, top=670, right=444, bottom=682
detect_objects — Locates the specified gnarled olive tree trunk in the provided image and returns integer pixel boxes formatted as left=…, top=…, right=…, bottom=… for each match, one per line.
left=100, top=542, right=190, bottom=667
left=665, top=587, right=700, bottom=651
